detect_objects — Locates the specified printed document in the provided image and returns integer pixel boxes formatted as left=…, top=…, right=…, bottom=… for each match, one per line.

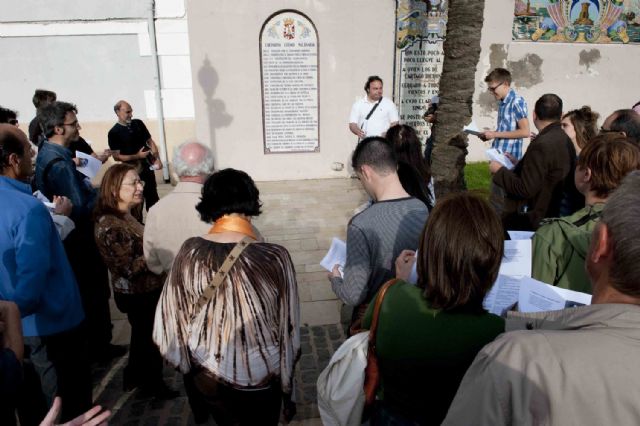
left=518, top=277, right=591, bottom=312
left=483, top=239, right=532, bottom=315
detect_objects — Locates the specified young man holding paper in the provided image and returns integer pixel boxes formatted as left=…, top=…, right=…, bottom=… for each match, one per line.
left=481, top=68, right=530, bottom=214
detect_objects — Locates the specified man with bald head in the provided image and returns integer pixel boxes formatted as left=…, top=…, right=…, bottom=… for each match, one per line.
left=0, top=124, right=91, bottom=422
left=143, top=141, right=215, bottom=274
left=108, top=100, right=162, bottom=220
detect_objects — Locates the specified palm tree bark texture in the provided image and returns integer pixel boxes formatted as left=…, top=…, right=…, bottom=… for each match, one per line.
left=431, top=0, right=485, bottom=197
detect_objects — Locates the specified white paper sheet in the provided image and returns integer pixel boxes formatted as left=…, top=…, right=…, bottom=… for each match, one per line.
left=463, top=121, right=483, bottom=137
left=76, top=151, right=102, bottom=179
left=483, top=239, right=532, bottom=315
left=507, top=230, right=534, bottom=240
left=320, top=238, right=346, bottom=278
left=485, top=148, right=515, bottom=170
left=518, top=277, right=592, bottom=313
left=408, top=250, right=419, bottom=284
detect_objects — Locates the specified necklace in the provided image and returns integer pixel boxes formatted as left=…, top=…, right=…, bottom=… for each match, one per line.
left=209, top=215, right=256, bottom=239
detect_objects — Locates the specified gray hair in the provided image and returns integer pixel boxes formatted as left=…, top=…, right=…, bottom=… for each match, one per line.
left=601, top=171, right=640, bottom=297
left=172, top=140, right=215, bottom=177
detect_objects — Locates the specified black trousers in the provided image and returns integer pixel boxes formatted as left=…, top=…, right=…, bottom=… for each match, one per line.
left=114, top=289, right=163, bottom=388
left=185, top=373, right=282, bottom=426
left=132, top=168, right=159, bottom=223
left=63, top=226, right=112, bottom=354
left=23, top=324, right=92, bottom=423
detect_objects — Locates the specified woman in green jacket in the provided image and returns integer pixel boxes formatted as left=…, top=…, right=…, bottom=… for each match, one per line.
left=363, top=192, right=505, bottom=425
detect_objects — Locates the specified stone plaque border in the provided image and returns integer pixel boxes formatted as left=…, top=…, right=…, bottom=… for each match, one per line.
left=259, top=9, right=321, bottom=154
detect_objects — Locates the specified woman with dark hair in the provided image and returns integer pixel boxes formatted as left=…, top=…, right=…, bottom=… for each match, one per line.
left=153, top=168, right=300, bottom=425
left=561, top=106, right=599, bottom=155
left=94, top=163, right=177, bottom=399
left=386, top=124, right=434, bottom=210
left=362, top=192, right=505, bottom=425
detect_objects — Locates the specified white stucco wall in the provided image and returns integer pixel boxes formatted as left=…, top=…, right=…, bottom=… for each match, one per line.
left=0, top=0, right=193, bottom=123
left=467, top=0, right=640, bottom=161
left=186, top=0, right=397, bottom=181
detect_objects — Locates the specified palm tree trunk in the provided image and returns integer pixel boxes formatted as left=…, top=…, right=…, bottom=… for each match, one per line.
left=432, top=0, right=485, bottom=197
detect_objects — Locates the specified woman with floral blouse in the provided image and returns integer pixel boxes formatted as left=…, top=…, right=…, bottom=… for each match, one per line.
left=94, top=163, right=177, bottom=399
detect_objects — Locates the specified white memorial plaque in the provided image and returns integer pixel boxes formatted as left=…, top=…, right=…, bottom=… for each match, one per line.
left=260, top=11, right=319, bottom=153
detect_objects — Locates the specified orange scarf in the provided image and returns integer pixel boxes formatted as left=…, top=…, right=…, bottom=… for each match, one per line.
left=209, top=215, right=257, bottom=239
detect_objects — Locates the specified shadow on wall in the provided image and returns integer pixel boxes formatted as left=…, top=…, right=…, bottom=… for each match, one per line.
left=197, top=56, right=233, bottom=168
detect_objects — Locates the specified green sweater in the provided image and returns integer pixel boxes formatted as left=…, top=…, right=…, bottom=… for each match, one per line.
left=532, top=203, right=604, bottom=294
left=363, top=281, right=504, bottom=425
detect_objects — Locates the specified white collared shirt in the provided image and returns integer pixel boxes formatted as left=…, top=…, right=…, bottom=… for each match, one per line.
left=349, top=96, right=399, bottom=137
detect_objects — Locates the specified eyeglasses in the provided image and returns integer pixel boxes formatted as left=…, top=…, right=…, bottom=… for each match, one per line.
left=488, top=82, right=504, bottom=93
left=61, top=120, right=79, bottom=128
left=122, top=179, right=145, bottom=187
left=8, top=119, right=18, bottom=125
left=599, top=127, right=620, bottom=134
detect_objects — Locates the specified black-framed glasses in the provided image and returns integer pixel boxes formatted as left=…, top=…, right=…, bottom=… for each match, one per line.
left=488, top=82, right=504, bottom=93
left=599, top=127, right=620, bottom=134
left=8, top=119, right=18, bottom=125
left=61, top=120, right=79, bottom=128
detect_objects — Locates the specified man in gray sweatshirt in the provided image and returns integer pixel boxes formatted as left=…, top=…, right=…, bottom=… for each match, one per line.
left=329, top=137, right=428, bottom=327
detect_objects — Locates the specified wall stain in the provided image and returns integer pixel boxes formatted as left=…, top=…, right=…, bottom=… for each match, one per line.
left=578, top=49, right=601, bottom=70
left=479, top=44, right=509, bottom=113
left=507, top=53, right=543, bottom=88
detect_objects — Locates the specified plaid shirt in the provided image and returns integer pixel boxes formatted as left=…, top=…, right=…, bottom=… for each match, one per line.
left=492, top=88, right=528, bottom=160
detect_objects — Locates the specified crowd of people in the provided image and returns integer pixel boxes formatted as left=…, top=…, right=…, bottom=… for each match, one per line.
left=0, top=70, right=639, bottom=426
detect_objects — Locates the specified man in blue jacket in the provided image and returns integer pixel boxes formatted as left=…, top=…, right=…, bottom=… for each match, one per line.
left=0, top=124, right=91, bottom=422
left=35, top=102, right=123, bottom=362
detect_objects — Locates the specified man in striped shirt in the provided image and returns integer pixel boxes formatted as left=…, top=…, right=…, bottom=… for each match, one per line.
left=481, top=68, right=530, bottom=214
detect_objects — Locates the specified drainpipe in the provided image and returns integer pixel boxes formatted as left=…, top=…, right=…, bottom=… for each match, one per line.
left=148, top=0, right=170, bottom=183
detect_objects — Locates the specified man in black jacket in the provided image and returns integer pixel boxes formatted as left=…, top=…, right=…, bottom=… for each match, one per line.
left=490, top=94, right=577, bottom=231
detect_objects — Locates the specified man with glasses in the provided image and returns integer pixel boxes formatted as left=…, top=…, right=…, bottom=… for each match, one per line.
left=601, top=109, right=640, bottom=145
left=35, top=102, right=124, bottom=363
left=481, top=68, right=530, bottom=214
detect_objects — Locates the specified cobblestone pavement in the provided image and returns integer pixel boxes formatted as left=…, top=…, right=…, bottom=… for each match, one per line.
left=95, top=179, right=360, bottom=424
left=92, top=324, right=346, bottom=425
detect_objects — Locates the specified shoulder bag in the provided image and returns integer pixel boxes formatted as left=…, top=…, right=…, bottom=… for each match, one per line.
left=317, top=278, right=398, bottom=426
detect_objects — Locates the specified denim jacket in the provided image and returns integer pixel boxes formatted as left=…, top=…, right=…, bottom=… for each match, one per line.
left=35, top=141, right=97, bottom=225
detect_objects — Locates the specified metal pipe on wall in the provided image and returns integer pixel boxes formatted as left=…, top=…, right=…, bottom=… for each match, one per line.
left=148, top=0, right=170, bottom=183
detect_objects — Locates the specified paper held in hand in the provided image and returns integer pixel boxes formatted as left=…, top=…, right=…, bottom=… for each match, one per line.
left=320, top=238, right=346, bottom=278
left=76, top=151, right=102, bottom=179
left=485, top=148, right=515, bottom=170
left=463, top=121, right=483, bottom=137
left=483, top=239, right=532, bottom=316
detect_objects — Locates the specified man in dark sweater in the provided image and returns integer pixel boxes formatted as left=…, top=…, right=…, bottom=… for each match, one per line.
left=329, top=137, right=429, bottom=324
left=490, top=94, right=577, bottom=231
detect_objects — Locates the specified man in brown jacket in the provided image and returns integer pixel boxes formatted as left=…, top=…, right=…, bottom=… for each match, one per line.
left=490, top=93, right=577, bottom=231
left=443, top=171, right=640, bottom=425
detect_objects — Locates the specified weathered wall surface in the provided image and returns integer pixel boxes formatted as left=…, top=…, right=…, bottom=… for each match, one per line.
left=0, top=0, right=195, bottom=167
left=186, top=0, right=397, bottom=180
left=467, top=0, right=639, bottom=161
